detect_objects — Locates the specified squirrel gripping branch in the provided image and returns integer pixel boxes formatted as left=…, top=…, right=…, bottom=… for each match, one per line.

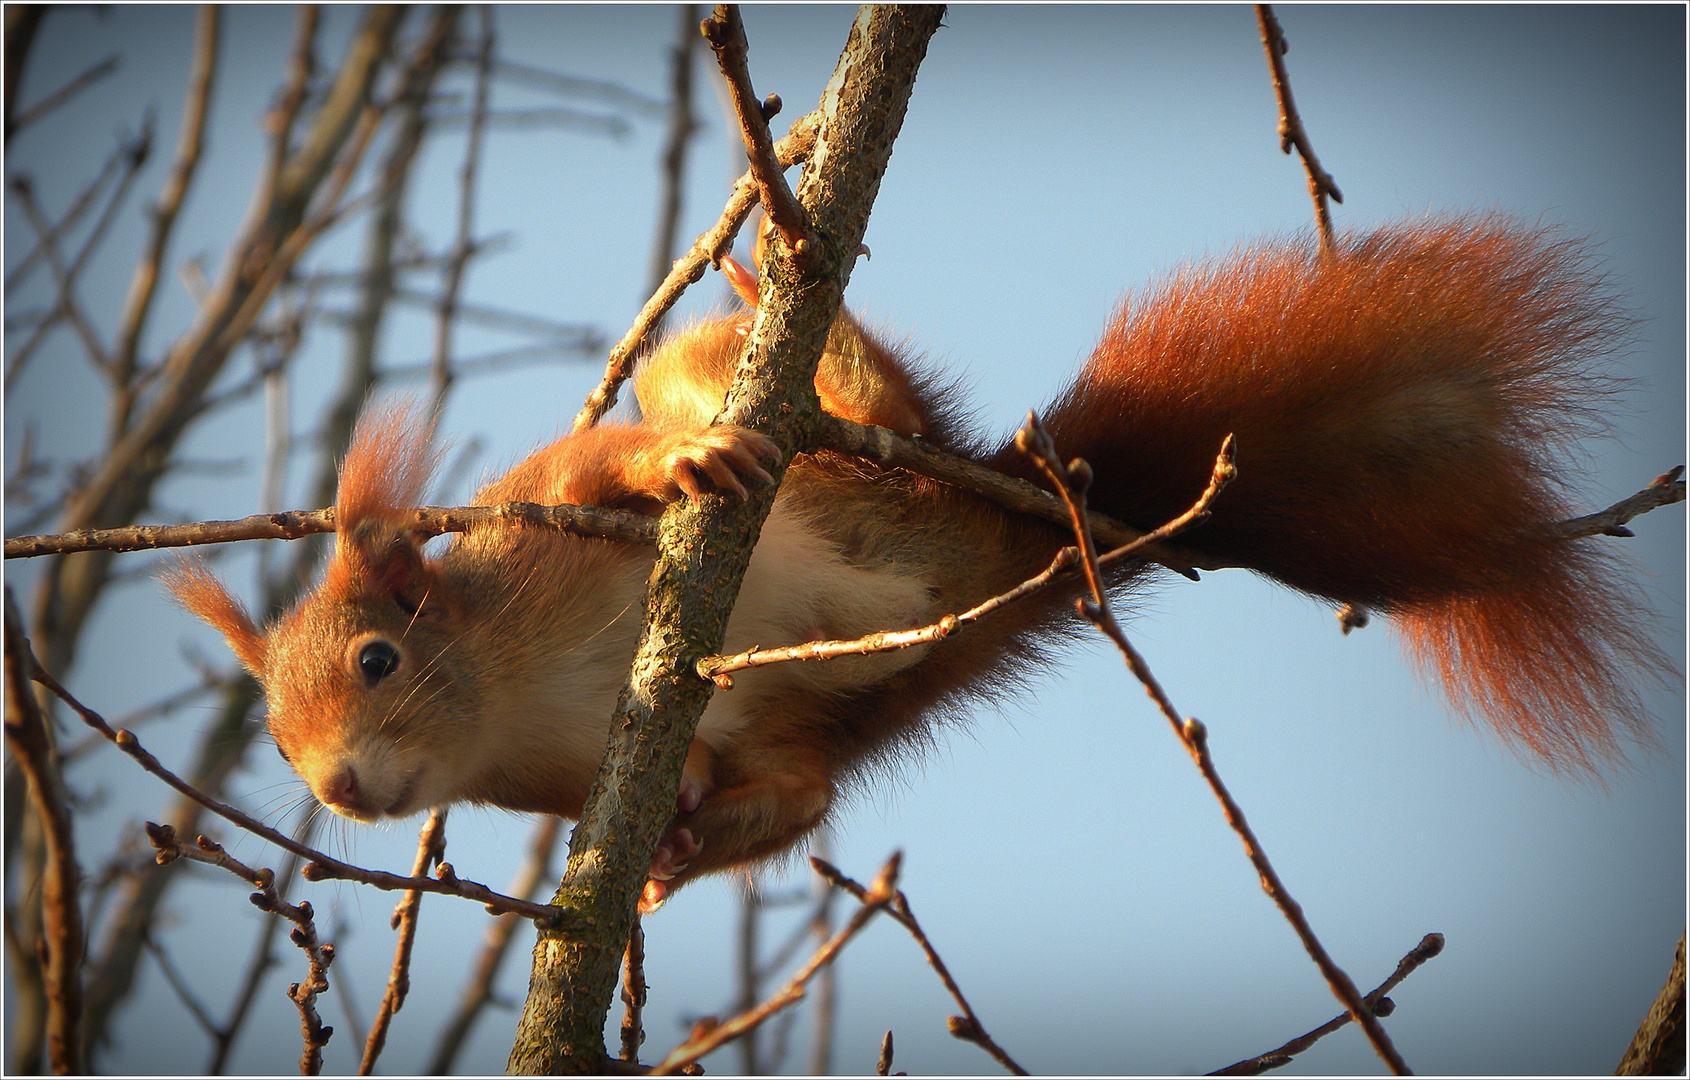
left=170, top=216, right=1673, bottom=907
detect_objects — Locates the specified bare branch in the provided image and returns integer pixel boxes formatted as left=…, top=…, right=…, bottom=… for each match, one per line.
left=431, top=106, right=630, bottom=136
left=145, top=825, right=337, bottom=1074
left=8, top=171, right=120, bottom=372
left=205, top=814, right=319, bottom=1075
left=6, top=497, right=657, bottom=559
left=1550, top=466, right=1686, bottom=539
left=4, top=137, right=125, bottom=296
left=571, top=109, right=819, bottom=431
left=30, top=661, right=571, bottom=925
left=6, top=53, right=119, bottom=140
left=813, top=856, right=1027, bottom=1076
left=698, top=436, right=1231, bottom=683
left=3, top=6, right=47, bottom=146
left=1254, top=5, right=1342, bottom=255
left=110, top=4, right=220, bottom=430
left=430, top=6, right=495, bottom=420
left=701, top=5, right=815, bottom=267
left=1212, top=933, right=1446, bottom=1075
left=619, top=914, right=646, bottom=1063
left=428, top=816, right=562, bottom=1074
left=1616, top=931, right=1686, bottom=1076
left=2, top=589, right=84, bottom=1075
left=141, top=932, right=220, bottom=1039
left=650, top=853, right=902, bottom=1075
left=646, top=5, right=702, bottom=322
left=818, top=413, right=1209, bottom=580
left=1018, top=415, right=1410, bottom=1076
left=476, top=55, right=666, bottom=116
left=359, top=808, right=448, bottom=1075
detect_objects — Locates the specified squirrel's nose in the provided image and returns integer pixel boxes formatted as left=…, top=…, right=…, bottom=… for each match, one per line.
left=318, top=764, right=365, bottom=813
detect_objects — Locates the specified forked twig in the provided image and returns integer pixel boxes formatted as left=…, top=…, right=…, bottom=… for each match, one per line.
left=571, top=110, right=819, bottom=431
left=144, top=824, right=335, bottom=1075
left=812, top=857, right=1028, bottom=1076
left=701, top=4, right=815, bottom=267
left=1212, top=933, right=1445, bottom=1075
left=649, top=853, right=903, bottom=1075
left=697, top=430, right=1234, bottom=684
left=1019, top=414, right=1410, bottom=1076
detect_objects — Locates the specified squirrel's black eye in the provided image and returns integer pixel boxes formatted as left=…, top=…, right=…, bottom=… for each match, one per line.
left=358, top=640, right=401, bottom=686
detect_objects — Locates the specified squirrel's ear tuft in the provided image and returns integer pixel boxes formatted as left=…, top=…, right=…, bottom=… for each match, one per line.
left=336, top=399, right=440, bottom=530
left=163, top=560, right=267, bottom=676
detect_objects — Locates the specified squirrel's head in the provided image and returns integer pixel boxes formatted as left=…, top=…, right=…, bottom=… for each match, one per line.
left=166, top=402, right=476, bottom=822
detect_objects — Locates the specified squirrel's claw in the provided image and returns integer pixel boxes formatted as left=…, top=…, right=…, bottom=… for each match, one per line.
left=661, top=427, right=780, bottom=504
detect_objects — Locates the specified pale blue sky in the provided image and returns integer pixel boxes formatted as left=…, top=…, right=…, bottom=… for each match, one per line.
left=5, top=6, right=1684, bottom=1075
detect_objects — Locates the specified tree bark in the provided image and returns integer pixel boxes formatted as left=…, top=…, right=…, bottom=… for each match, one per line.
left=506, top=7, right=945, bottom=1073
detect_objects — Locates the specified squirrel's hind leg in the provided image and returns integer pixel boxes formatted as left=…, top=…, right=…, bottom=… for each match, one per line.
left=640, top=741, right=834, bottom=912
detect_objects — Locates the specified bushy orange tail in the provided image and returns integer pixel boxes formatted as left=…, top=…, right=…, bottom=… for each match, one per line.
left=1023, top=216, right=1670, bottom=769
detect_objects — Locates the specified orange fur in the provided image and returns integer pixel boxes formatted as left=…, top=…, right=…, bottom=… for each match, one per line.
left=175, top=216, right=1669, bottom=899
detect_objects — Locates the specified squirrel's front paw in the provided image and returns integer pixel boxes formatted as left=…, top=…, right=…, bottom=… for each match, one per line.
left=660, top=426, right=780, bottom=502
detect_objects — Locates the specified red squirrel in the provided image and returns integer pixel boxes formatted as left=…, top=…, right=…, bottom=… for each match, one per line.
left=169, top=216, right=1667, bottom=904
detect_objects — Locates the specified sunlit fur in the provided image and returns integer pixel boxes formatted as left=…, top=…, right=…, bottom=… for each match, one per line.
left=171, top=216, right=1668, bottom=898
left=1018, top=216, right=1667, bottom=770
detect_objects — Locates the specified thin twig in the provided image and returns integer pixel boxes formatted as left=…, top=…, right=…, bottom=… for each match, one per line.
left=736, top=880, right=762, bottom=1073
left=7, top=53, right=119, bottom=137
left=111, top=4, right=220, bottom=431
left=429, top=6, right=494, bottom=420
left=4, top=126, right=151, bottom=390
left=359, top=808, right=448, bottom=1074
left=388, top=287, right=603, bottom=339
left=266, top=5, right=320, bottom=197
left=3, top=136, right=124, bottom=296
left=701, top=5, right=814, bottom=268
left=571, top=108, right=819, bottom=431
left=2, top=589, right=84, bottom=1075
left=818, top=412, right=1209, bottom=579
left=646, top=4, right=701, bottom=329
left=1211, top=933, right=1446, bottom=1075
left=1551, top=466, right=1686, bottom=539
left=813, top=857, right=1028, bottom=1076
left=807, top=832, right=838, bottom=1076
left=619, top=914, right=646, bottom=1063
left=427, top=815, right=562, bottom=1074
left=205, top=813, right=319, bottom=1075
left=9, top=174, right=115, bottom=371
left=144, top=824, right=336, bottom=1075
left=5, top=498, right=658, bottom=558
left=698, top=436, right=1233, bottom=683
left=650, top=853, right=903, bottom=1075
left=29, top=663, right=569, bottom=925
left=1255, top=5, right=1342, bottom=256
left=476, top=55, right=666, bottom=116
left=377, top=339, right=604, bottom=381
left=141, top=932, right=221, bottom=1039
left=1018, top=414, right=1410, bottom=1076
